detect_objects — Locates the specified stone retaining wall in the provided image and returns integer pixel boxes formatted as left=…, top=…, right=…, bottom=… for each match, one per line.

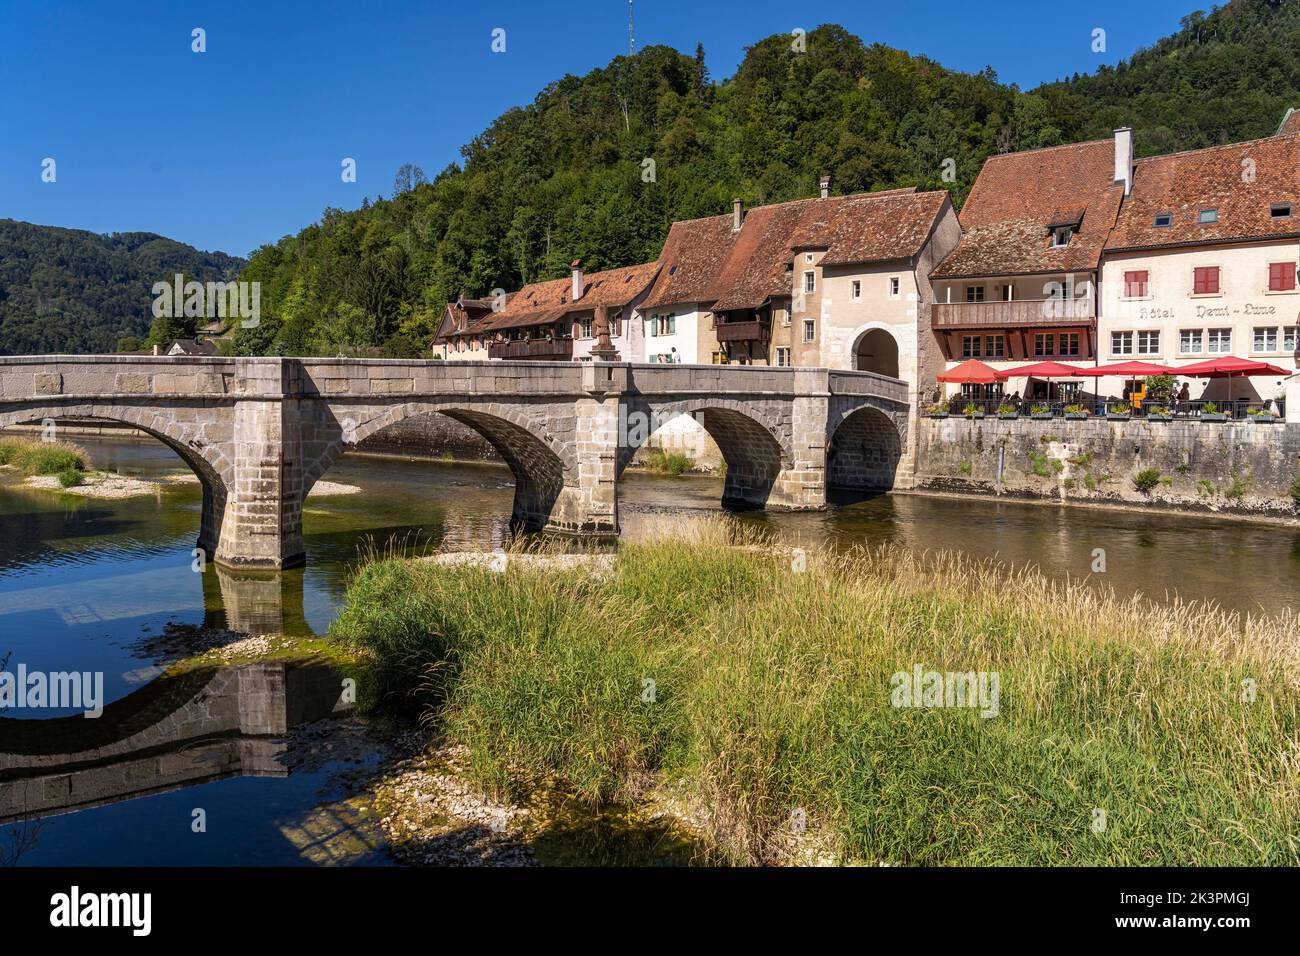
left=915, top=416, right=1300, bottom=518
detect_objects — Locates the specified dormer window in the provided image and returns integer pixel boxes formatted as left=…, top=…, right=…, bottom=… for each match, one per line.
left=1271, top=202, right=1292, bottom=218
left=1198, top=208, right=1219, bottom=224
left=1050, top=227, right=1072, bottom=247
left=1153, top=213, right=1173, bottom=228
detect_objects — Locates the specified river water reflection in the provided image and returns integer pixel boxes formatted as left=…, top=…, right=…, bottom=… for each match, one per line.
left=2, top=434, right=1297, bottom=864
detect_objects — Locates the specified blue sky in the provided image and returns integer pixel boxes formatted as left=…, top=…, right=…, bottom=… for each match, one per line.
left=0, top=0, right=1197, bottom=258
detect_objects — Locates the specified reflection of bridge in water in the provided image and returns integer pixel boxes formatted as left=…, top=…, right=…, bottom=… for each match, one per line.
left=0, top=662, right=350, bottom=824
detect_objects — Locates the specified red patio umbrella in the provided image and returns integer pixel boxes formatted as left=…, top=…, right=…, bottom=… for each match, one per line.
left=1173, top=356, right=1292, bottom=406
left=999, top=361, right=1086, bottom=378
left=937, top=359, right=1007, bottom=384
left=1071, top=361, right=1173, bottom=377
left=998, top=361, right=1085, bottom=403
left=1174, top=356, right=1291, bottom=377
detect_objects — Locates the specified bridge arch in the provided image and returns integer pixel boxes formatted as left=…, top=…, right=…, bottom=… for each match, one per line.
left=305, top=401, right=576, bottom=533
left=618, top=398, right=792, bottom=510
left=826, top=405, right=903, bottom=491
left=0, top=402, right=232, bottom=555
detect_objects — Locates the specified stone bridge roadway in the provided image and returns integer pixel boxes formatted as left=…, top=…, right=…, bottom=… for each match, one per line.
left=0, top=357, right=911, bottom=569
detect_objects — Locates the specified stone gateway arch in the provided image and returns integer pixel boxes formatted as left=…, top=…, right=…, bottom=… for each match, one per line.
left=0, top=357, right=911, bottom=569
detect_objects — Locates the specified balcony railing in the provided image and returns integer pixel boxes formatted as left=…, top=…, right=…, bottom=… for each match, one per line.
left=714, top=320, right=769, bottom=343
left=487, top=338, right=574, bottom=360
left=926, top=398, right=1286, bottom=421
left=932, top=298, right=1096, bottom=329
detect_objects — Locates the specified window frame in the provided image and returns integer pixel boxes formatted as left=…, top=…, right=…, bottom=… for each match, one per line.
left=803, top=271, right=816, bottom=294
left=850, top=280, right=862, bottom=301
left=1206, top=328, right=1232, bottom=354
left=962, top=335, right=982, bottom=359
left=1267, top=261, right=1297, bottom=292
left=1192, top=266, right=1221, bottom=296
left=1179, top=328, right=1203, bottom=355
left=1136, top=330, right=1160, bottom=355
left=1111, top=331, right=1134, bottom=356
left=965, top=285, right=986, bottom=303
left=802, top=318, right=816, bottom=343
left=1122, top=270, right=1150, bottom=300
left=1253, top=326, right=1279, bottom=353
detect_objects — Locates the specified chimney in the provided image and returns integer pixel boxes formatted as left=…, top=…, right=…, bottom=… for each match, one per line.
left=819, top=174, right=831, bottom=199
left=732, top=198, right=744, bottom=232
left=1113, top=127, right=1134, bottom=196
left=570, top=258, right=583, bottom=301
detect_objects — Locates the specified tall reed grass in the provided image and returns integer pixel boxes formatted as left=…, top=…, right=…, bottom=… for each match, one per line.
left=0, top=437, right=89, bottom=475
left=332, top=520, right=1299, bottom=865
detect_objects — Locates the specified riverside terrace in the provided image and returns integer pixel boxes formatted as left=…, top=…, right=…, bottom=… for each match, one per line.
left=0, top=356, right=910, bottom=569
left=930, top=357, right=1298, bottom=421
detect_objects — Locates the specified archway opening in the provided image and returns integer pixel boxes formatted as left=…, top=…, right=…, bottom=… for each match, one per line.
left=826, top=407, right=902, bottom=493
left=302, top=406, right=572, bottom=550
left=0, top=410, right=229, bottom=556
left=615, top=404, right=788, bottom=513
left=854, top=329, right=900, bottom=378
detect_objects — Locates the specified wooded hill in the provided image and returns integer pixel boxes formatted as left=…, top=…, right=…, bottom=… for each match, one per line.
left=0, top=220, right=244, bottom=355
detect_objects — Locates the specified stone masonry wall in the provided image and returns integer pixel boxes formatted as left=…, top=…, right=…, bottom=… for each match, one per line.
left=916, top=416, right=1300, bottom=518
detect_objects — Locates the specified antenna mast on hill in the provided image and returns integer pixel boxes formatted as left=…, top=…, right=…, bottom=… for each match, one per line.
left=629, top=1, right=635, bottom=57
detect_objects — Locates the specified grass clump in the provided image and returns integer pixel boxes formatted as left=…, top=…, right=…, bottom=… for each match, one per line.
left=1290, top=474, right=1300, bottom=506
left=641, top=450, right=693, bottom=477
left=56, top=468, right=85, bottom=488
left=0, top=436, right=89, bottom=475
left=334, top=523, right=1300, bottom=866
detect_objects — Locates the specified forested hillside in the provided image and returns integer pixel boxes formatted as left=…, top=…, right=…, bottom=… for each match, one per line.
left=0, top=221, right=244, bottom=355
left=5, top=1, right=1298, bottom=357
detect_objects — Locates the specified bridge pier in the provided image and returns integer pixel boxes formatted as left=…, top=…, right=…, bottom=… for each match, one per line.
left=540, top=395, right=620, bottom=537
left=212, top=369, right=307, bottom=570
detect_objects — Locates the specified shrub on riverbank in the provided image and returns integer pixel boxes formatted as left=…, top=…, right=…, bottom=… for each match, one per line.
left=333, top=524, right=1300, bottom=866
left=640, top=450, right=694, bottom=476
left=0, top=437, right=89, bottom=475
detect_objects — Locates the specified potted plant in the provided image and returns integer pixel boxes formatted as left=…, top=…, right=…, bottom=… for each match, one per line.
left=1199, top=402, right=1228, bottom=423
left=996, top=402, right=1018, bottom=420
left=1246, top=406, right=1277, bottom=424
left=1105, top=403, right=1131, bottom=421
left=1029, top=403, right=1053, bottom=420
left=1147, top=405, right=1172, bottom=422
left=1064, top=403, right=1089, bottom=420
left=928, top=399, right=950, bottom=419
left=963, top=402, right=985, bottom=420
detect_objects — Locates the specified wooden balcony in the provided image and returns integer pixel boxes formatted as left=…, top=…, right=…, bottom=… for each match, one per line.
left=487, top=338, right=574, bottom=360
left=931, top=298, right=1096, bottom=329
left=714, top=320, right=769, bottom=343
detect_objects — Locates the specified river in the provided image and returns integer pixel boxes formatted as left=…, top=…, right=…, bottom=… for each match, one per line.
left=2, top=433, right=1297, bottom=865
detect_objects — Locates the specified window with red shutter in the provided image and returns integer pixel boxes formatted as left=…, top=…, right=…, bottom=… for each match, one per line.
left=1124, top=270, right=1148, bottom=298
left=1193, top=266, right=1220, bottom=295
left=1268, top=262, right=1296, bottom=292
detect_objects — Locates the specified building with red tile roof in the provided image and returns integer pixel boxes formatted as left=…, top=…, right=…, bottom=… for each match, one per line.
left=1098, top=130, right=1299, bottom=406
left=435, top=261, right=660, bottom=361
left=642, top=184, right=957, bottom=374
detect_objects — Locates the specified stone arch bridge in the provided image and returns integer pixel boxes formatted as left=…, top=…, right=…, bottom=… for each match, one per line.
left=0, top=357, right=911, bottom=569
